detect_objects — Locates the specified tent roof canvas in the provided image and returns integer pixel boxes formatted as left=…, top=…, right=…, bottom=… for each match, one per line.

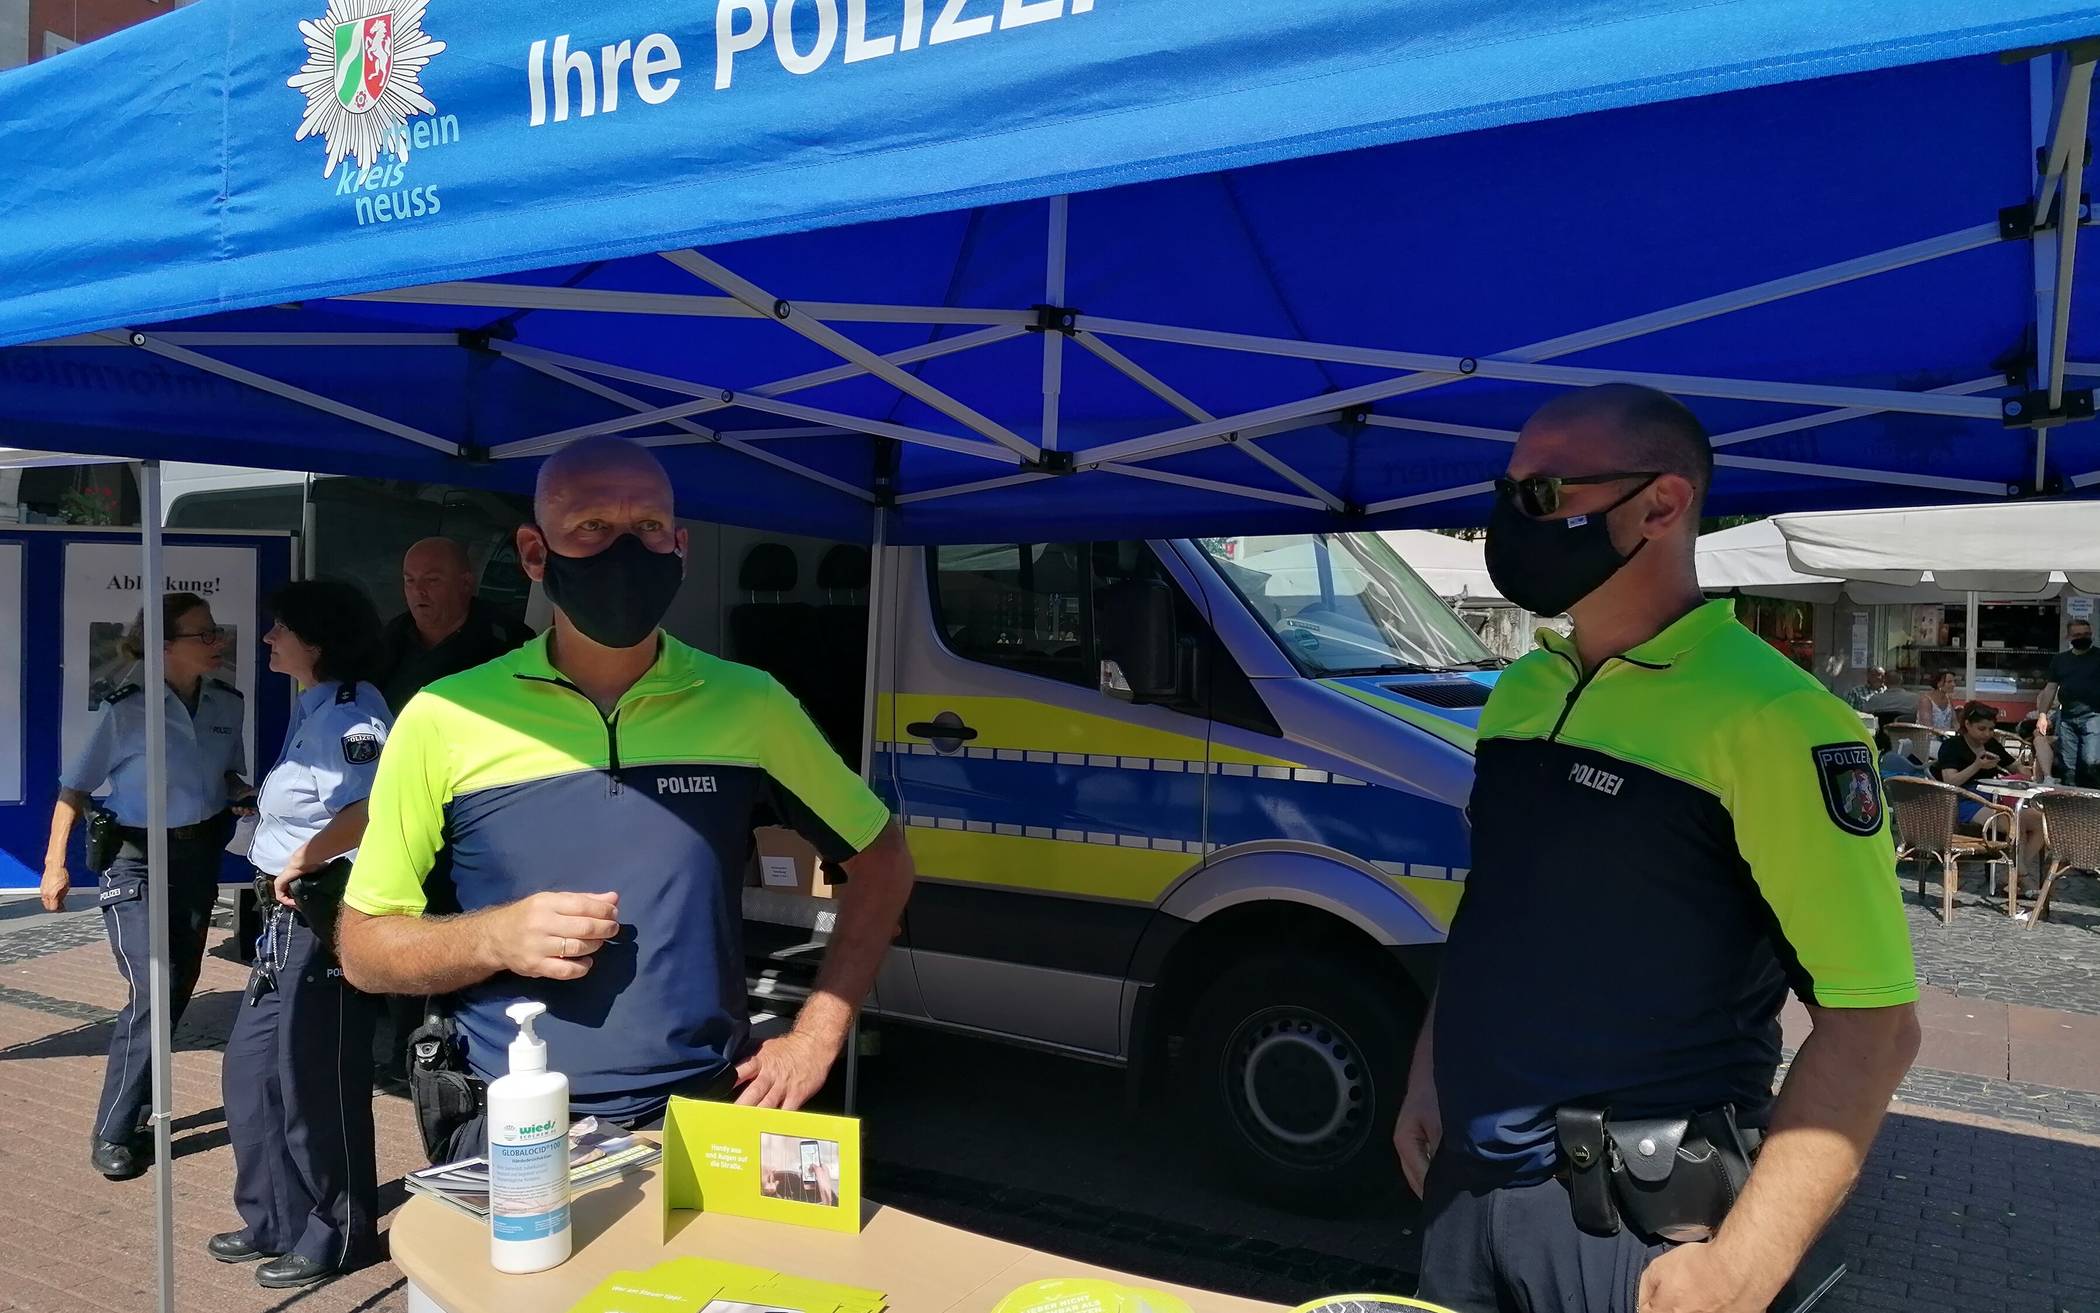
left=5, top=3, right=2100, bottom=545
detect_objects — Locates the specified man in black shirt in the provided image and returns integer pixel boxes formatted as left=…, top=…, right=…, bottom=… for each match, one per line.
left=367, top=537, right=531, bottom=1083
left=2039, top=618, right=2100, bottom=787
left=373, top=537, right=532, bottom=715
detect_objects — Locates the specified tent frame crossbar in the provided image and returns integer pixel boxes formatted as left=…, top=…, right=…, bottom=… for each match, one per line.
left=487, top=339, right=1019, bottom=464
left=17, top=202, right=2074, bottom=514
left=129, top=333, right=457, bottom=454
left=500, top=348, right=876, bottom=503
left=1071, top=330, right=1346, bottom=511
left=340, top=281, right=1035, bottom=327
left=662, top=249, right=1042, bottom=462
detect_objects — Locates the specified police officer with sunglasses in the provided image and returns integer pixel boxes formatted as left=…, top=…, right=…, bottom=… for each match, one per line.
left=1398, top=385, right=1921, bottom=1313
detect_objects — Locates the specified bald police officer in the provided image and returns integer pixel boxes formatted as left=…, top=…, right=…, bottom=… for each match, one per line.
left=337, top=436, right=917, bottom=1156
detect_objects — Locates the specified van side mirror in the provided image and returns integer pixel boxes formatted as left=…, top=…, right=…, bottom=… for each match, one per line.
left=1097, top=578, right=1179, bottom=703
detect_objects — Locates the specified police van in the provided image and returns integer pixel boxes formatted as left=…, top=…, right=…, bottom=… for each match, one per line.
left=158, top=469, right=1496, bottom=1206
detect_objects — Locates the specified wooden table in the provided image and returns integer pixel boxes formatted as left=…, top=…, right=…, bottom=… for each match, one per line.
left=393, top=1156, right=1287, bottom=1313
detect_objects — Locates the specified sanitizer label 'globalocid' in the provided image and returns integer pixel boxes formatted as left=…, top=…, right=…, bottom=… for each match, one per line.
left=490, top=1120, right=570, bottom=1241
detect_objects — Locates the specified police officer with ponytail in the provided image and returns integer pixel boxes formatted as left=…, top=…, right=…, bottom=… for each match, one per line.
left=210, top=579, right=390, bottom=1290
left=43, top=592, right=251, bottom=1180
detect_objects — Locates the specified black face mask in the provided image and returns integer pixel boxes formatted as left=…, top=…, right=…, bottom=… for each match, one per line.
left=537, top=531, right=684, bottom=649
left=1483, top=479, right=1655, bottom=617
left=2074, top=636, right=2093, bottom=652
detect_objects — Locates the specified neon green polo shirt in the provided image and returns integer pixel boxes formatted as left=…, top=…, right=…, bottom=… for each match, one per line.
left=347, top=632, right=891, bottom=1121
left=1436, top=599, right=1916, bottom=1185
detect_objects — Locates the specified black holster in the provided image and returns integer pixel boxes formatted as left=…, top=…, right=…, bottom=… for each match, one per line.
left=286, top=857, right=353, bottom=962
left=1556, top=1104, right=1757, bottom=1243
left=407, top=1006, right=485, bottom=1164
left=85, top=806, right=120, bottom=873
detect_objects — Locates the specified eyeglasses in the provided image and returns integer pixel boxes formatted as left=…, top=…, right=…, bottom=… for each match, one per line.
left=1494, top=471, right=1660, bottom=519
left=168, top=626, right=226, bottom=643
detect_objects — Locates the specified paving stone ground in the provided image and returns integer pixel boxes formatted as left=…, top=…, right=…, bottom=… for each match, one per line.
left=2, top=893, right=2098, bottom=1312
left=1905, top=867, right=2100, bottom=1017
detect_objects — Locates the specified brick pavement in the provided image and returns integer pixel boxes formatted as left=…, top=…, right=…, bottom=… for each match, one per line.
left=3, top=899, right=2099, bottom=1312
left=1906, top=869, right=2100, bottom=1016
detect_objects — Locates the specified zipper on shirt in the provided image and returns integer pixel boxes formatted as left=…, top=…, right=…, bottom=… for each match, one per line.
left=1544, top=651, right=1670, bottom=743
left=516, top=675, right=627, bottom=796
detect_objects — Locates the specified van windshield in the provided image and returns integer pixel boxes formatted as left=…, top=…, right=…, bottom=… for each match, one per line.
left=1196, top=534, right=1500, bottom=676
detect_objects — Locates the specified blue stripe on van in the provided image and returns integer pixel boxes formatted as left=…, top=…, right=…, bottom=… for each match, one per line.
left=879, top=749, right=1469, bottom=872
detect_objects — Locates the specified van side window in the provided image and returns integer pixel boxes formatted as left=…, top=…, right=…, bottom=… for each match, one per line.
left=931, top=543, right=1095, bottom=688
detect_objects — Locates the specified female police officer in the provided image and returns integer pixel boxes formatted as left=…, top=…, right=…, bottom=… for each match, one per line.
left=208, top=579, right=390, bottom=1290
left=42, top=591, right=251, bottom=1181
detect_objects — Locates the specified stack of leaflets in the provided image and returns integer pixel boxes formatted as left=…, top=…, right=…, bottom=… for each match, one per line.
left=567, top=1257, right=885, bottom=1313
left=405, top=1119, right=662, bottom=1221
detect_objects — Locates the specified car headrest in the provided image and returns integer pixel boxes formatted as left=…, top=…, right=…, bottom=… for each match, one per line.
left=816, top=545, right=870, bottom=591
left=739, top=543, right=798, bottom=592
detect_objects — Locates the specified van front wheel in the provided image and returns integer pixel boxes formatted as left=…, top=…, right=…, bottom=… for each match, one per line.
left=1181, top=951, right=1420, bottom=1211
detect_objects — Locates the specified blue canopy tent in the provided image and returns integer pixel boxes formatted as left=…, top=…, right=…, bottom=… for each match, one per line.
left=7, top=3, right=2100, bottom=1307
left=6, top=2, right=2100, bottom=542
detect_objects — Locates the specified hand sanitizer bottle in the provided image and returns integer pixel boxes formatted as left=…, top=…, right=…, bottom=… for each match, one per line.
left=488, top=1000, right=571, bottom=1273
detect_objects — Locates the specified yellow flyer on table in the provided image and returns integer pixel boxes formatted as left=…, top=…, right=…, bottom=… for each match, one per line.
left=662, top=1097, right=863, bottom=1235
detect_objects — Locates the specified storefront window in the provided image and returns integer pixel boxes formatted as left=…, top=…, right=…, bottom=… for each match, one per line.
left=1877, top=599, right=2064, bottom=714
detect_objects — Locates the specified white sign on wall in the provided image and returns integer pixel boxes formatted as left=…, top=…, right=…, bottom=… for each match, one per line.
left=2068, top=595, right=2094, bottom=622
left=60, top=543, right=258, bottom=788
left=0, top=544, right=21, bottom=805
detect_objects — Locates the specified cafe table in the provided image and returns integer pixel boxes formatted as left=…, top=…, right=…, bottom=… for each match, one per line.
left=1975, top=780, right=2044, bottom=915
left=394, top=1143, right=1289, bottom=1313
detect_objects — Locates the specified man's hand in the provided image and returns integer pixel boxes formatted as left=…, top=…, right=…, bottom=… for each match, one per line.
left=1392, top=1081, right=1441, bottom=1198
left=39, top=863, right=69, bottom=913
left=1637, top=1240, right=1762, bottom=1313
left=733, top=1029, right=839, bottom=1110
left=482, top=891, right=621, bottom=981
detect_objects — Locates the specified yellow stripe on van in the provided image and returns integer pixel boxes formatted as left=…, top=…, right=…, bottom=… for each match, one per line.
left=887, top=693, right=1298, bottom=768
left=1392, top=874, right=1466, bottom=932
left=903, top=826, right=1193, bottom=903
left=1320, top=680, right=1479, bottom=752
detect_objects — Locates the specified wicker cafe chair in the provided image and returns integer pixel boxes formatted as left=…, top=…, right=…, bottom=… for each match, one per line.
left=2029, top=785, right=2100, bottom=926
left=1883, top=776, right=2014, bottom=925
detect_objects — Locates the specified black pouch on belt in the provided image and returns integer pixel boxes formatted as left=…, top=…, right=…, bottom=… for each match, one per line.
left=1558, top=1103, right=1757, bottom=1243
left=407, top=1008, right=486, bottom=1164
left=85, top=806, right=120, bottom=873
left=287, top=856, right=353, bottom=963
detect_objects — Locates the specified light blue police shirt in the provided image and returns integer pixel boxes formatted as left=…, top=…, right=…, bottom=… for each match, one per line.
left=249, top=680, right=392, bottom=875
left=61, top=679, right=247, bottom=828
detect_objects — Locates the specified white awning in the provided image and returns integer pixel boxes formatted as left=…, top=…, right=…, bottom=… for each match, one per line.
left=1773, top=502, right=2100, bottom=594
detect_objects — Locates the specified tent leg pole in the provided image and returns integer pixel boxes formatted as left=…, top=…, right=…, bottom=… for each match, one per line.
left=1966, top=590, right=1980, bottom=704
left=137, top=459, right=176, bottom=1313
left=1042, top=195, right=1069, bottom=451
left=847, top=507, right=890, bottom=1119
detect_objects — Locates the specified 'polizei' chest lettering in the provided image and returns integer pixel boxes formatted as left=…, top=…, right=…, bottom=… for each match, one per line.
left=1568, top=763, right=1625, bottom=797
left=656, top=775, right=718, bottom=796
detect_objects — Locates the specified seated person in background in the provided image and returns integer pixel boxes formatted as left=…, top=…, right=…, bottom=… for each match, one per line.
left=1934, top=704, right=2046, bottom=876
left=1876, top=729, right=1927, bottom=779
left=1935, top=702, right=2007, bottom=829
left=1846, top=666, right=1892, bottom=711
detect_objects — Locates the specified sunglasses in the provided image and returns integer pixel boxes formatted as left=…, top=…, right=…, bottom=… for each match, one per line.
left=1494, top=471, right=1661, bottom=519
left=168, top=625, right=226, bottom=643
